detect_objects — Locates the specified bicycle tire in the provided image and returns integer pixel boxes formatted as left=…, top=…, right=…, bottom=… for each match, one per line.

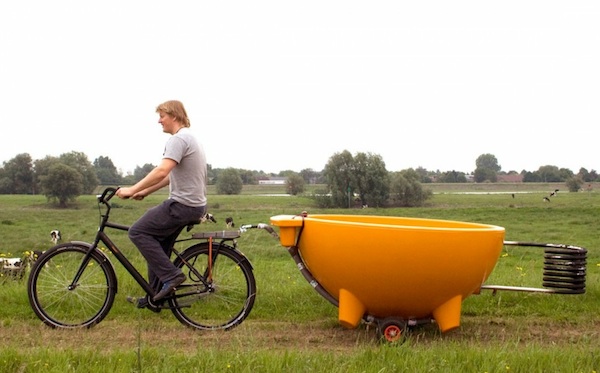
left=169, top=242, right=256, bottom=330
left=27, top=243, right=117, bottom=328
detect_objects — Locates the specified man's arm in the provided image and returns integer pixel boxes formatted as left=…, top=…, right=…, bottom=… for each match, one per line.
left=116, top=158, right=177, bottom=200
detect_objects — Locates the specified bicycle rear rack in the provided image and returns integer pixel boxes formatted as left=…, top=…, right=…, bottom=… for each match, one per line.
left=191, top=231, right=241, bottom=239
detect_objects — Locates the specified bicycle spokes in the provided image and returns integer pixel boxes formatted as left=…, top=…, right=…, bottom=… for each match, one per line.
left=169, top=243, right=256, bottom=330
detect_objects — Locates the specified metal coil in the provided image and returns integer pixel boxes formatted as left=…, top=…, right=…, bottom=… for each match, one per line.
left=542, top=246, right=587, bottom=294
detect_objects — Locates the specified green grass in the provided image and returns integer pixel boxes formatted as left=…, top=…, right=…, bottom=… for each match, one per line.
left=1, top=183, right=599, bottom=372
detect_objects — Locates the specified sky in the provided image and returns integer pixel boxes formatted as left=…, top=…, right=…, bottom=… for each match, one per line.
left=1, top=1, right=598, bottom=175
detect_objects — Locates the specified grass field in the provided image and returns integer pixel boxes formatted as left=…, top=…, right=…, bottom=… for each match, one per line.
left=0, top=183, right=598, bottom=372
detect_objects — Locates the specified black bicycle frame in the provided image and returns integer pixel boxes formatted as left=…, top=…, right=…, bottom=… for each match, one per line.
left=71, top=220, right=218, bottom=300
left=69, top=187, right=221, bottom=299
left=100, top=221, right=156, bottom=296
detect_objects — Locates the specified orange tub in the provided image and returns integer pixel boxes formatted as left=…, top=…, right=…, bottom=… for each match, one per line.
left=270, top=214, right=505, bottom=333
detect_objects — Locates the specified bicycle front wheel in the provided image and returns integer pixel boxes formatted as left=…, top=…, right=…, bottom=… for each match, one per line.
left=27, top=243, right=117, bottom=328
left=170, top=242, right=256, bottom=330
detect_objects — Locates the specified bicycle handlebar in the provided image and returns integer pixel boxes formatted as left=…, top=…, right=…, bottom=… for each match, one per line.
left=97, top=187, right=119, bottom=205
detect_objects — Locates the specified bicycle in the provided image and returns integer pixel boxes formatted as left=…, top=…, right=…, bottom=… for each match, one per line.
left=27, top=187, right=278, bottom=330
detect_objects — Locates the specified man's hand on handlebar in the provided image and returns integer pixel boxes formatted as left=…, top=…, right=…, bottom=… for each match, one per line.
left=116, top=187, right=145, bottom=200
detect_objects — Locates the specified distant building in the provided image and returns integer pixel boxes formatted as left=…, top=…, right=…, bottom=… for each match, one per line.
left=258, top=177, right=286, bottom=185
left=497, top=174, right=524, bottom=183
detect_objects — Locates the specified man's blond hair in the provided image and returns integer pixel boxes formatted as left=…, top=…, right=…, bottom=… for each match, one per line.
left=156, top=100, right=191, bottom=127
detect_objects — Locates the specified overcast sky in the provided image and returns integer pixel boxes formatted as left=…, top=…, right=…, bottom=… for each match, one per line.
left=1, top=1, right=598, bottom=175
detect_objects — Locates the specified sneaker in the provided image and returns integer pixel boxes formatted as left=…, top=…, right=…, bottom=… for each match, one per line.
left=126, top=295, right=162, bottom=313
left=153, top=273, right=186, bottom=302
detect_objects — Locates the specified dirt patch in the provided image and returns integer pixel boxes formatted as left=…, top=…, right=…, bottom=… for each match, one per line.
left=3, top=316, right=599, bottom=353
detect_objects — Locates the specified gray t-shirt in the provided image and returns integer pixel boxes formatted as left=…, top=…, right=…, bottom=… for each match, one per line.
left=162, top=127, right=207, bottom=207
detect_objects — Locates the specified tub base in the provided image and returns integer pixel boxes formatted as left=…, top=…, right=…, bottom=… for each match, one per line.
left=338, top=289, right=463, bottom=332
left=432, top=295, right=462, bottom=332
left=338, top=289, right=366, bottom=328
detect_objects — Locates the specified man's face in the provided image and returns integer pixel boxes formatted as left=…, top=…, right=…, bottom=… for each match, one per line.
left=158, top=111, right=177, bottom=134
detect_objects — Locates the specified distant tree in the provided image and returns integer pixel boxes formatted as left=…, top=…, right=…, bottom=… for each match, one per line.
left=210, top=168, right=222, bottom=186
left=38, top=163, right=83, bottom=207
left=474, top=167, right=497, bottom=183
left=323, top=150, right=355, bottom=208
left=475, top=153, right=501, bottom=172
left=558, top=167, right=574, bottom=181
left=415, top=166, right=433, bottom=183
left=474, top=153, right=500, bottom=183
left=278, top=170, right=297, bottom=178
left=521, top=165, right=573, bottom=183
left=311, top=187, right=335, bottom=208
left=34, top=156, right=60, bottom=190
left=438, top=170, right=467, bottom=183
left=0, top=153, right=35, bottom=194
left=0, top=167, right=7, bottom=193
left=537, top=165, right=563, bottom=182
left=132, top=163, right=155, bottom=183
left=299, top=168, right=318, bottom=184
left=566, top=177, right=584, bottom=192
left=94, top=155, right=121, bottom=185
left=206, top=164, right=215, bottom=185
left=352, top=152, right=389, bottom=207
left=577, top=168, right=590, bottom=182
left=322, top=150, right=436, bottom=208
left=239, top=169, right=259, bottom=185
left=285, top=173, right=305, bottom=195
left=587, top=169, right=599, bottom=182
left=522, top=170, right=541, bottom=182
left=59, top=151, right=98, bottom=193
left=388, top=169, right=432, bottom=207
left=210, top=168, right=267, bottom=186
left=216, top=168, right=243, bottom=195
left=121, top=173, right=136, bottom=185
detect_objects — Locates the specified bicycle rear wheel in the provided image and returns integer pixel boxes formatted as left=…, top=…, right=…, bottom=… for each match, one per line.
left=27, top=243, right=117, bottom=328
left=170, top=242, right=256, bottom=330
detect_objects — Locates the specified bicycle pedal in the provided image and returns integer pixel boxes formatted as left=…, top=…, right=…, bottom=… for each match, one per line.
left=127, top=296, right=162, bottom=313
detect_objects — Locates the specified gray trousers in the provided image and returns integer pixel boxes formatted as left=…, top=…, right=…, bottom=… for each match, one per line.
left=128, top=199, right=206, bottom=291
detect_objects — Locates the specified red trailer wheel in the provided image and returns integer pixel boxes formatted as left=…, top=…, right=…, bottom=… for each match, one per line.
left=378, top=317, right=407, bottom=343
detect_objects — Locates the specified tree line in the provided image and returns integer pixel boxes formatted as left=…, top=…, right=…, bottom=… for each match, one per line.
left=0, top=151, right=596, bottom=208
